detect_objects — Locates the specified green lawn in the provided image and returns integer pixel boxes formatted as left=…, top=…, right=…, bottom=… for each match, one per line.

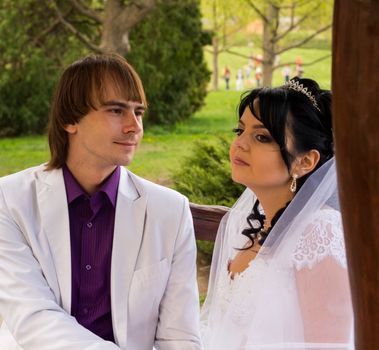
left=0, top=91, right=240, bottom=184
left=0, top=136, right=49, bottom=176
left=0, top=46, right=331, bottom=184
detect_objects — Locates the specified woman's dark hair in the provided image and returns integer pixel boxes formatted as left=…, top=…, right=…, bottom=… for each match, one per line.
left=238, top=77, right=334, bottom=248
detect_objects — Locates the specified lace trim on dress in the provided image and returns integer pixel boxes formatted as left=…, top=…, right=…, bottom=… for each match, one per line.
left=292, top=208, right=347, bottom=270
left=215, top=259, right=267, bottom=327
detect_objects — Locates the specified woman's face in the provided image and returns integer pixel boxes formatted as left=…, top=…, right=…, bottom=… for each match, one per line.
left=229, top=100, right=291, bottom=192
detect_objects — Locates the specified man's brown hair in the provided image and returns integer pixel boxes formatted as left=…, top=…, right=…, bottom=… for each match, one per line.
left=46, top=53, right=147, bottom=169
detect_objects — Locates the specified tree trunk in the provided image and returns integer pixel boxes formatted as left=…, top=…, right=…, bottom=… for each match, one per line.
left=262, top=3, right=278, bottom=87
left=100, top=0, right=156, bottom=56
left=211, top=0, right=219, bottom=91
left=262, top=55, right=274, bottom=87
left=212, top=36, right=219, bottom=91
left=332, top=1, right=379, bottom=349
left=100, top=0, right=130, bottom=55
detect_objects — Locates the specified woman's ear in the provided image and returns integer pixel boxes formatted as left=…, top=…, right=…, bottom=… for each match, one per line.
left=292, top=150, right=320, bottom=178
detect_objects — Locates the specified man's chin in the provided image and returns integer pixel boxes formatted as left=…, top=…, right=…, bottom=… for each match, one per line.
left=119, top=156, right=135, bottom=167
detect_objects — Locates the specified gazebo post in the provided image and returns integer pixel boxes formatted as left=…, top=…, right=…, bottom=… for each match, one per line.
left=332, top=1, right=379, bottom=348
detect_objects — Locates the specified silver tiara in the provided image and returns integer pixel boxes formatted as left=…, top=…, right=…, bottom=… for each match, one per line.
left=284, top=79, right=321, bottom=112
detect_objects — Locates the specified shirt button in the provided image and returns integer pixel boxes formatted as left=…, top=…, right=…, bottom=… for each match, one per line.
left=85, top=264, right=92, bottom=271
left=87, top=222, right=93, bottom=228
left=83, top=308, right=88, bottom=315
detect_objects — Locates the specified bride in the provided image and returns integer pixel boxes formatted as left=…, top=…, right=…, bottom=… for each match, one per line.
left=201, top=77, right=353, bottom=349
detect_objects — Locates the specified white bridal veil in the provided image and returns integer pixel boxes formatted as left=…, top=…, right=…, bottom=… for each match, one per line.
left=201, top=158, right=354, bottom=350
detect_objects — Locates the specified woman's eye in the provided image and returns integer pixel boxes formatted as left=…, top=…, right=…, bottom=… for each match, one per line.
left=255, top=134, right=272, bottom=143
left=232, top=128, right=244, bottom=136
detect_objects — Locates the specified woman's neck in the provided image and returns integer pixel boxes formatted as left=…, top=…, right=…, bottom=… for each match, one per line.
left=253, top=187, right=294, bottom=226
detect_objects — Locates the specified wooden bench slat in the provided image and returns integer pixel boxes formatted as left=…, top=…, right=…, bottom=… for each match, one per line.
left=190, top=203, right=229, bottom=241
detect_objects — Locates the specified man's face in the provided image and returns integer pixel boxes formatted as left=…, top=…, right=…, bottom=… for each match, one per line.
left=65, top=85, right=145, bottom=172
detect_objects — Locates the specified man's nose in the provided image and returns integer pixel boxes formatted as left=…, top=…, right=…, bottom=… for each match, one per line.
left=122, top=111, right=143, bottom=134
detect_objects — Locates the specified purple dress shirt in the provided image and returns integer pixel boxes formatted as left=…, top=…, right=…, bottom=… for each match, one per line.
left=63, top=165, right=120, bottom=342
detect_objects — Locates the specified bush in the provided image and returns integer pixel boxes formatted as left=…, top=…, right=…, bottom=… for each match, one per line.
left=173, top=137, right=244, bottom=260
left=0, top=1, right=87, bottom=137
left=173, top=136, right=244, bottom=207
left=0, top=52, right=57, bottom=136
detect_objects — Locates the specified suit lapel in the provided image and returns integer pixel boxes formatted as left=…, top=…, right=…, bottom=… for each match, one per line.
left=111, top=168, right=147, bottom=348
left=36, top=167, right=72, bottom=312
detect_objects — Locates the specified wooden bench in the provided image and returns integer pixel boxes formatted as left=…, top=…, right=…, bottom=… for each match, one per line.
left=189, top=203, right=229, bottom=241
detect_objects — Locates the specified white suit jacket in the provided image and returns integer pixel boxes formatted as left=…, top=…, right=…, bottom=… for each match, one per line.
left=0, top=165, right=202, bottom=350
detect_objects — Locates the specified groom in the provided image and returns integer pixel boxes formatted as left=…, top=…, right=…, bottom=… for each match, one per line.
left=0, top=54, right=201, bottom=349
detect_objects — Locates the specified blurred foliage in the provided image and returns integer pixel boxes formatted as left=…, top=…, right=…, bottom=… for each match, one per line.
left=0, top=0, right=210, bottom=136
left=0, top=0, right=89, bottom=136
left=173, top=136, right=244, bottom=260
left=128, top=0, right=211, bottom=125
left=0, top=50, right=54, bottom=136
left=173, top=136, right=244, bottom=207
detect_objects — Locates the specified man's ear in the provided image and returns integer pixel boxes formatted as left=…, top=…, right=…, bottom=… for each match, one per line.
left=292, top=150, right=320, bottom=178
left=64, top=123, right=77, bottom=134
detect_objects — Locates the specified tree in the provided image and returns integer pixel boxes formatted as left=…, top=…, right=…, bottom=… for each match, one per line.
left=245, top=0, right=333, bottom=86
left=49, top=0, right=157, bottom=56
left=201, top=0, right=253, bottom=90
left=127, top=0, right=210, bottom=125
left=0, top=0, right=86, bottom=136
left=0, top=0, right=210, bottom=136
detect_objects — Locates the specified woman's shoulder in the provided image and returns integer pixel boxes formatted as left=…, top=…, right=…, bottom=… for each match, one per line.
left=308, top=206, right=342, bottom=228
left=292, top=207, right=347, bottom=270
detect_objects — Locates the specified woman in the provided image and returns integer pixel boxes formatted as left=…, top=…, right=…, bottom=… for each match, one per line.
left=201, top=77, right=353, bottom=349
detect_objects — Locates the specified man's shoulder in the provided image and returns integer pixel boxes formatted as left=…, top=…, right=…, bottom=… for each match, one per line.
left=0, top=164, right=47, bottom=186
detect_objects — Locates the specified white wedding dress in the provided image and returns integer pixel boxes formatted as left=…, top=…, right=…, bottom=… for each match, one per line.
left=201, top=159, right=354, bottom=350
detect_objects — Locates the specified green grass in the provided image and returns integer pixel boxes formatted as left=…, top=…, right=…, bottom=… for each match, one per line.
left=0, top=136, right=49, bottom=176
left=0, top=91, right=240, bottom=184
left=0, top=46, right=331, bottom=184
left=116, top=90, right=240, bottom=184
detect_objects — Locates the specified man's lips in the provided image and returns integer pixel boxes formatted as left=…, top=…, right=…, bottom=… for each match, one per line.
left=114, top=141, right=137, bottom=146
left=232, top=156, right=249, bottom=166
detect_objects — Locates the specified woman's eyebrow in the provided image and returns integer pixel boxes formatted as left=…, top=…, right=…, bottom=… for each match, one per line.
left=252, top=124, right=267, bottom=130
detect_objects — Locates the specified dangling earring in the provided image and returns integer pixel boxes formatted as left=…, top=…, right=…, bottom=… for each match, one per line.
left=290, top=174, right=298, bottom=193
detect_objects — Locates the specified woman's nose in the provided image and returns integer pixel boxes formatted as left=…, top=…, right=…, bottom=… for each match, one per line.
left=235, top=134, right=249, bottom=151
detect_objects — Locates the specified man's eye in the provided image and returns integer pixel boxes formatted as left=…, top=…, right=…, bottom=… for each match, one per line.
left=255, top=134, right=272, bottom=143
left=135, top=110, right=144, bottom=118
left=232, top=128, right=244, bottom=136
left=109, top=108, right=123, bottom=115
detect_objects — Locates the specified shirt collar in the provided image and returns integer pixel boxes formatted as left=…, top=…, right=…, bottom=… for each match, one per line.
left=62, top=165, right=120, bottom=208
left=99, top=166, right=120, bottom=207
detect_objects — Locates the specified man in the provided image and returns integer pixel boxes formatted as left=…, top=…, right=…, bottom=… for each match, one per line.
left=0, top=54, right=202, bottom=350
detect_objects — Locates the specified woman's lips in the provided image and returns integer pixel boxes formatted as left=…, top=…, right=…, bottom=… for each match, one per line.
left=232, top=156, right=249, bottom=166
